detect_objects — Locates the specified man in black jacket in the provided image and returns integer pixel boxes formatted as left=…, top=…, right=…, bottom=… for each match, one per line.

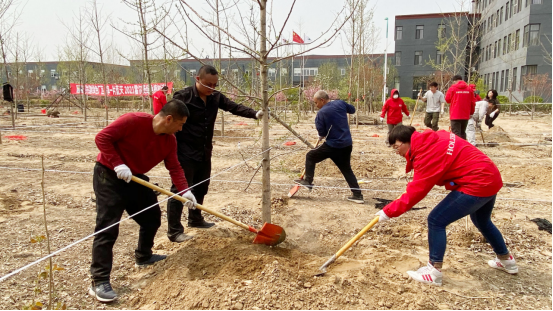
left=168, top=65, right=263, bottom=242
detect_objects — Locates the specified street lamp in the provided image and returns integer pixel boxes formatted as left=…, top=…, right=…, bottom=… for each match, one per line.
left=382, top=17, right=389, bottom=105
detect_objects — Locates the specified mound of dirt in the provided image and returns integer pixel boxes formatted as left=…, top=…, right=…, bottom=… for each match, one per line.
left=483, top=125, right=518, bottom=143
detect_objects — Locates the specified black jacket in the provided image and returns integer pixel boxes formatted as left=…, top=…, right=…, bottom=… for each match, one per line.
left=172, top=83, right=257, bottom=162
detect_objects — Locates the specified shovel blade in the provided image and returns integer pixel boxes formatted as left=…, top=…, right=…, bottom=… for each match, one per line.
left=252, top=222, right=286, bottom=246
left=288, top=185, right=301, bottom=198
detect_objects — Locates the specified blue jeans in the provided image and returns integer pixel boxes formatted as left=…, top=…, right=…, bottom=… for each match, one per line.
left=428, top=191, right=509, bottom=263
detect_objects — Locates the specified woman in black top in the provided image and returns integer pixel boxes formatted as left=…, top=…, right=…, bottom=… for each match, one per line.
left=485, top=89, right=500, bottom=129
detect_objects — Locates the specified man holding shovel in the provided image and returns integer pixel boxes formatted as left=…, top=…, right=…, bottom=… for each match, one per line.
left=89, top=100, right=196, bottom=302
left=294, top=90, right=364, bottom=204
left=375, top=125, right=518, bottom=286
left=419, top=82, right=446, bottom=131
left=168, top=65, right=264, bottom=242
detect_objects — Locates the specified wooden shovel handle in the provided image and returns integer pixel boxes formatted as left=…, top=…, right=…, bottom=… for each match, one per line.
left=131, top=176, right=250, bottom=231
left=299, top=138, right=322, bottom=179
left=410, top=88, right=423, bottom=126
left=335, top=216, right=379, bottom=258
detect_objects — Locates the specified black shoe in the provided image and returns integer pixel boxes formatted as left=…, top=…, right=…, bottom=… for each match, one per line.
left=294, top=179, right=314, bottom=191
left=169, top=233, right=194, bottom=243
left=135, top=254, right=167, bottom=267
left=89, top=281, right=117, bottom=303
left=188, top=219, right=215, bottom=229
left=347, top=193, right=365, bottom=204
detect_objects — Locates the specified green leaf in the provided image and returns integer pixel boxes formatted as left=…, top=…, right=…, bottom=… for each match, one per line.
left=38, top=271, right=48, bottom=279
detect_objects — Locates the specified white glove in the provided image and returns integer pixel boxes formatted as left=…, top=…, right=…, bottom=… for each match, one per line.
left=380, top=117, right=384, bottom=122
left=375, top=210, right=390, bottom=223
left=417, top=92, right=422, bottom=97
left=490, top=112, right=495, bottom=118
left=441, top=108, right=444, bottom=114
left=256, top=110, right=264, bottom=119
left=182, top=190, right=197, bottom=210
left=114, top=164, right=132, bottom=183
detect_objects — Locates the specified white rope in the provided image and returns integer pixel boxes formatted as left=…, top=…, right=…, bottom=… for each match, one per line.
left=0, top=166, right=549, bottom=203
left=0, top=145, right=273, bottom=283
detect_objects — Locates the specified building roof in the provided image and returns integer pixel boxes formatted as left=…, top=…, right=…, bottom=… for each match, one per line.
left=395, top=12, right=480, bottom=20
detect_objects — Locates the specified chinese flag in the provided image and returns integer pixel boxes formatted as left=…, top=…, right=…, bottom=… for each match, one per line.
left=292, top=31, right=304, bottom=44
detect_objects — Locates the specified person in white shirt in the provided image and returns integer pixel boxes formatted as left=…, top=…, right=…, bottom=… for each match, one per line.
left=467, top=100, right=490, bottom=146
left=419, top=82, right=446, bottom=131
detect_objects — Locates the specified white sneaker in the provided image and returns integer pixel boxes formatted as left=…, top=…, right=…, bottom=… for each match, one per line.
left=407, top=262, right=443, bottom=286
left=488, top=255, right=518, bottom=274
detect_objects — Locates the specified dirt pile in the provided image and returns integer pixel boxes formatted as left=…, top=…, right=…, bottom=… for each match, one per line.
left=483, top=125, right=518, bottom=143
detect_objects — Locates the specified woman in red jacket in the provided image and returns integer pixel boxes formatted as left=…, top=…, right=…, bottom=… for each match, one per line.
left=380, top=89, right=410, bottom=135
left=375, top=125, right=517, bottom=286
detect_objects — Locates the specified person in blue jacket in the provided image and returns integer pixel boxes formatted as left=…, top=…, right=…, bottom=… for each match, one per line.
left=294, top=90, right=364, bottom=203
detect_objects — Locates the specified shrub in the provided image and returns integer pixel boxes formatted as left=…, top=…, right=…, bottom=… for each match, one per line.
left=497, top=95, right=509, bottom=104
left=523, top=96, right=543, bottom=103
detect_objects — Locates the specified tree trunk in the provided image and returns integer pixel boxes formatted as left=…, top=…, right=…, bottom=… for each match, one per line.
left=259, top=0, right=271, bottom=224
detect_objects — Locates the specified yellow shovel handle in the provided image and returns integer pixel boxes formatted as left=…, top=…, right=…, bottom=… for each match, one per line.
left=131, top=176, right=250, bottom=231
left=335, top=216, right=379, bottom=258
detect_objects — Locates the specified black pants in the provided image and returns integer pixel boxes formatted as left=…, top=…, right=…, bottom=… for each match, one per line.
left=450, top=119, right=469, bottom=140
left=90, top=163, right=160, bottom=283
left=304, top=143, right=361, bottom=195
left=424, top=112, right=440, bottom=131
left=167, top=158, right=211, bottom=239
left=485, top=113, right=498, bottom=128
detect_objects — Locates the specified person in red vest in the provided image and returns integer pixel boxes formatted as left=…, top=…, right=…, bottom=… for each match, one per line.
left=445, top=75, right=476, bottom=140
left=89, top=99, right=196, bottom=302
left=152, top=86, right=169, bottom=114
left=375, top=125, right=518, bottom=286
left=380, top=89, right=410, bottom=136
left=470, top=84, right=482, bottom=101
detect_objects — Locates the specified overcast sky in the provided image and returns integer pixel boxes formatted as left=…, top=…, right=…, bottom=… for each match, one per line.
left=13, top=0, right=466, bottom=63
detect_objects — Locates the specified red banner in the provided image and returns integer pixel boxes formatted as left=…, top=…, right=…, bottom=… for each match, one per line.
left=69, top=82, right=173, bottom=97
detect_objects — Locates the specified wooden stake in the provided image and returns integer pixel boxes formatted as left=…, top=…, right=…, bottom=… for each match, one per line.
left=41, top=156, right=53, bottom=310
left=410, top=88, right=422, bottom=126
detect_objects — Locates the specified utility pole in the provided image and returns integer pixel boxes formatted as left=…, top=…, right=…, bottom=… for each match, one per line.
left=382, top=17, right=388, bottom=105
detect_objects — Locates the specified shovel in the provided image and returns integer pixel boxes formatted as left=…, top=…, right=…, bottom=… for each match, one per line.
left=131, top=176, right=286, bottom=246
left=316, top=216, right=380, bottom=276
left=288, top=138, right=322, bottom=198
left=410, top=88, right=423, bottom=126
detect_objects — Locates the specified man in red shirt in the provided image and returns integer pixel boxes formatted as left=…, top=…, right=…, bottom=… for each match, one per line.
left=89, top=99, right=196, bottom=302
left=375, top=125, right=517, bottom=286
left=152, top=86, right=169, bottom=114
left=445, top=75, right=476, bottom=140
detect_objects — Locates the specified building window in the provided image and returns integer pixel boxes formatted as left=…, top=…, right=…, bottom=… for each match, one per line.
left=395, top=51, right=401, bottom=66
left=483, top=20, right=487, bottom=34
left=281, top=68, right=288, bottom=76
left=174, top=69, right=180, bottom=78
left=505, top=2, right=510, bottom=20
left=302, top=67, right=318, bottom=76
left=496, top=71, right=499, bottom=91
left=492, top=72, right=496, bottom=89
left=394, top=77, right=400, bottom=91
left=512, top=67, right=517, bottom=91
left=340, top=68, right=345, bottom=76
left=189, top=69, right=197, bottom=76
left=500, top=7, right=504, bottom=24
left=507, top=33, right=512, bottom=53
left=268, top=68, right=276, bottom=77
left=498, top=39, right=502, bottom=56
left=523, top=24, right=540, bottom=46
left=494, top=41, right=498, bottom=58
left=50, top=70, right=56, bottom=78
left=395, top=26, right=403, bottom=40
left=414, top=51, right=423, bottom=65
left=532, top=0, right=542, bottom=3
left=500, top=70, right=505, bottom=92
left=510, top=0, right=514, bottom=17
left=503, top=36, right=507, bottom=54
left=522, top=65, right=538, bottom=90
left=438, top=24, right=446, bottom=39
left=436, top=51, right=444, bottom=65
left=293, top=68, right=301, bottom=76
left=505, top=69, right=510, bottom=91
left=415, top=25, right=424, bottom=39
left=515, top=29, right=520, bottom=50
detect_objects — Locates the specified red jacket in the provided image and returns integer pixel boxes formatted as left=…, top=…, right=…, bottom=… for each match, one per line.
left=152, top=90, right=167, bottom=115
left=445, top=81, right=475, bottom=120
left=381, top=89, right=409, bottom=124
left=95, top=112, right=189, bottom=192
left=383, top=130, right=503, bottom=218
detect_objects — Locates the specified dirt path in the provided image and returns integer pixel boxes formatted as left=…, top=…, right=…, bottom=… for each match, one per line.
left=0, top=109, right=551, bottom=309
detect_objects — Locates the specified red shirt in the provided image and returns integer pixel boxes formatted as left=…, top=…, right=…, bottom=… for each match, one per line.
left=152, top=90, right=167, bottom=115
left=445, top=81, right=476, bottom=120
left=95, top=112, right=189, bottom=192
left=380, top=88, right=409, bottom=124
left=383, top=130, right=503, bottom=218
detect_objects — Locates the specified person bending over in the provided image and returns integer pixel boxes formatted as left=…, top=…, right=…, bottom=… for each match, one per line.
left=375, top=125, right=517, bottom=286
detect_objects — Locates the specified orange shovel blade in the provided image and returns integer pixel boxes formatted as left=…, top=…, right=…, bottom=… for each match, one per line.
left=252, top=222, right=287, bottom=246
left=288, top=184, right=301, bottom=198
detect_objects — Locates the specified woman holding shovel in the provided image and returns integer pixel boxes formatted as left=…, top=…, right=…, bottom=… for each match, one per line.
left=375, top=125, right=518, bottom=286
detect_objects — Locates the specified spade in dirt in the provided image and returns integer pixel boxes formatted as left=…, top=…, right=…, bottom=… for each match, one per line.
left=132, top=176, right=286, bottom=246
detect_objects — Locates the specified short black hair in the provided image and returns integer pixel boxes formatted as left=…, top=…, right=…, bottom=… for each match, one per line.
left=161, top=85, right=168, bottom=90
left=452, top=75, right=463, bottom=81
left=159, top=99, right=189, bottom=119
left=429, top=82, right=438, bottom=87
left=388, top=125, right=416, bottom=146
left=198, top=65, right=218, bottom=77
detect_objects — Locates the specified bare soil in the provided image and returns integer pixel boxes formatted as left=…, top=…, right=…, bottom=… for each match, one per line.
left=0, top=108, right=551, bottom=310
